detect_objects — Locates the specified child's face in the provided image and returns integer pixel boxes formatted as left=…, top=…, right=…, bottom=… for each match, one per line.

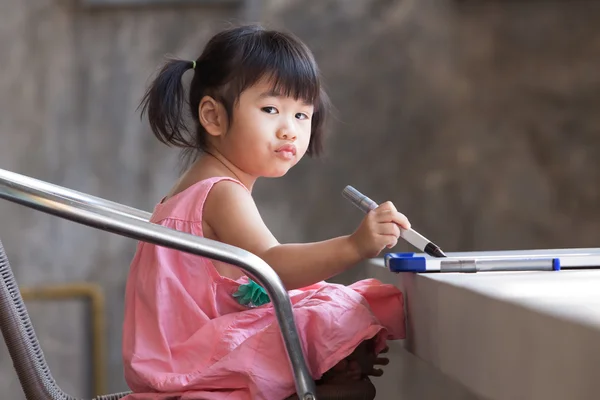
left=221, top=78, right=314, bottom=178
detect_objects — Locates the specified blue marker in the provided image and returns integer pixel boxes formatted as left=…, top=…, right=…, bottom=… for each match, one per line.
left=384, top=253, right=561, bottom=273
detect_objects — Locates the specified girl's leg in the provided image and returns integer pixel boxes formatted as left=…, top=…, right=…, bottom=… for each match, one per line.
left=284, top=339, right=387, bottom=400
left=320, top=338, right=389, bottom=383
left=283, top=379, right=376, bottom=400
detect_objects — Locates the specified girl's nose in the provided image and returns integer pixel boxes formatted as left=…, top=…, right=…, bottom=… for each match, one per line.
left=277, top=127, right=297, bottom=141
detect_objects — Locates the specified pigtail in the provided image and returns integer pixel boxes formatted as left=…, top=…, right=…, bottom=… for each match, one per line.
left=139, top=58, right=196, bottom=148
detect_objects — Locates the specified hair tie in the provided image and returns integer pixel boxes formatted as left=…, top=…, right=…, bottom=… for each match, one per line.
left=191, top=60, right=196, bottom=70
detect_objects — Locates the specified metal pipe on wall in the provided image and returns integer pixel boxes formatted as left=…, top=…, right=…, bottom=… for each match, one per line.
left=19, top=283, right=107, bottom=397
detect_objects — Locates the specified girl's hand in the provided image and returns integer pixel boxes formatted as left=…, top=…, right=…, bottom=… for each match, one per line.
left=349, top=201, right=411, bottom=259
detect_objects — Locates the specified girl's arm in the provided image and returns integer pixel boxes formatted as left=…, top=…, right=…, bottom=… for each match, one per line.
left=203, top=180, right=410, bottom=290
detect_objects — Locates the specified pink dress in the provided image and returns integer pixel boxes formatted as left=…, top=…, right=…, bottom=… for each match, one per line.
left=122, top=177, right=406, bottom=400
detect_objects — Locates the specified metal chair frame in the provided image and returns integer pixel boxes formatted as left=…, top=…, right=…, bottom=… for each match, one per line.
left=0, top=168, right=317, bottom=400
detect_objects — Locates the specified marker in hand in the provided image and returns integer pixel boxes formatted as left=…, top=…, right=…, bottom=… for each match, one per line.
left=342, top=185, right=447, bottom=258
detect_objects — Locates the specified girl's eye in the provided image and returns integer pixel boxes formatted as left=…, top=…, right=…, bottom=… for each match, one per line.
left=296, top=113, right=310, bottom=120
left=261, top=106, right=278, bottom=114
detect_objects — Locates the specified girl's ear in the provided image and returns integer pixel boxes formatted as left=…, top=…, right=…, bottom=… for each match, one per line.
left=199, top=96, right=227, bottom=137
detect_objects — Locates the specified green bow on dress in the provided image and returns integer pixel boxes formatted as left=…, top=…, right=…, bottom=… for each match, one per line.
left=232, top=279, right=271, bottom=307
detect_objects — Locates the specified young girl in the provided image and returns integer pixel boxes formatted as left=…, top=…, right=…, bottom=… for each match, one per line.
left=122, top=24, right=410, bottom=400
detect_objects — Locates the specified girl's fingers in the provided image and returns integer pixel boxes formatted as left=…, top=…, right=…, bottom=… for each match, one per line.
left=374, top=356, right=389, bottom=366
left=374, top=208, right=411, bottom=230
left=377, top=223, right=400, bottom=237
left=385, top=236, right=398, bottom=249
left=392, top=212, right=411, bottom=230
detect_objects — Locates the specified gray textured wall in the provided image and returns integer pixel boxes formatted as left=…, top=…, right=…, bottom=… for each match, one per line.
left=0, top=0, right=243, bottom=397
left=1, top=0, right=599, bottom=398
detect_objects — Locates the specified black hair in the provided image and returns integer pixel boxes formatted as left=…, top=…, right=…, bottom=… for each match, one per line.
left=139, top=24, right=330, bottom=163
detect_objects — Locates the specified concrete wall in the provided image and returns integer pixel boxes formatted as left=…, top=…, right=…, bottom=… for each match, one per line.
left=1, top=0, right=599, bottom=398
left=0, top=1, right=244, bottom=396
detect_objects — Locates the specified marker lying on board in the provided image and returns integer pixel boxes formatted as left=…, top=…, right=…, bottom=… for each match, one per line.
left=384, top=252, right=561, bottom=273
left=342, top=185, right=447, bottom=258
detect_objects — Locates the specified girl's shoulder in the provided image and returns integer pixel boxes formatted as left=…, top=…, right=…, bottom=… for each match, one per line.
left=151, top=176, right=248, bottom=224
